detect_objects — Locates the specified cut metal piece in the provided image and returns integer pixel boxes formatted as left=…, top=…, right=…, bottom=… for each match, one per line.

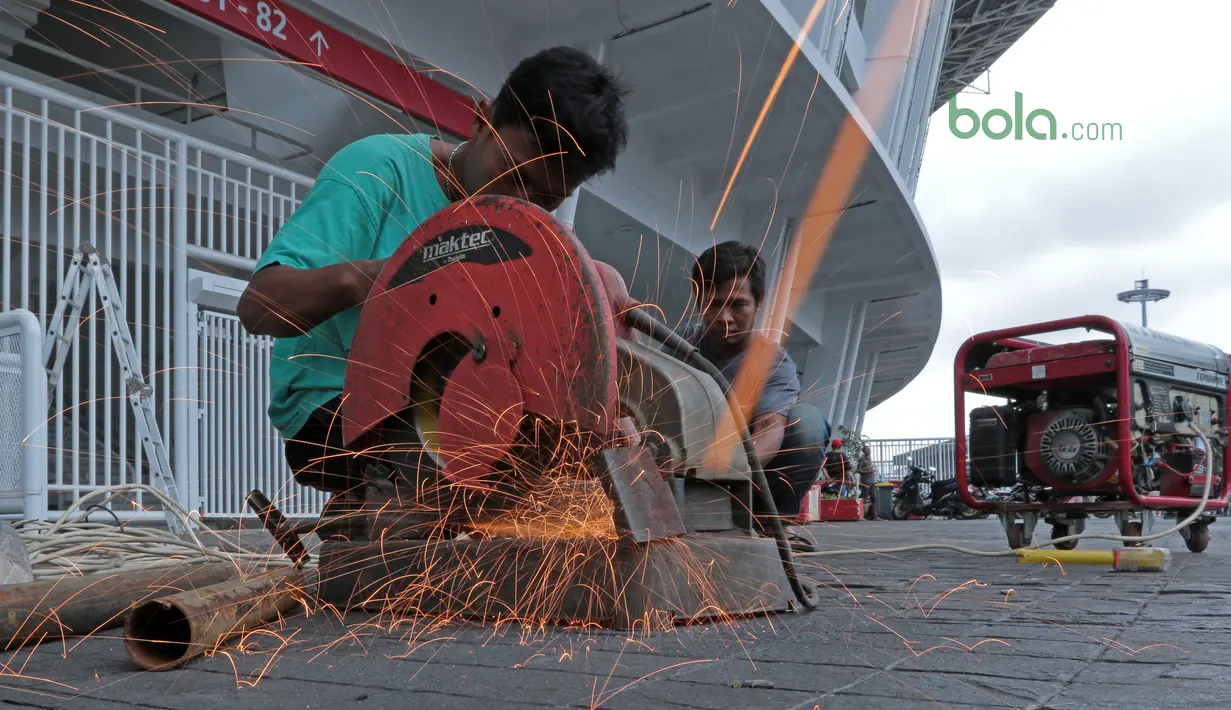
left=125, top=567, right=304, bottom=670
left=599, top=447, right=686, bottom=543
left=0, top=563, right=240, bottom=650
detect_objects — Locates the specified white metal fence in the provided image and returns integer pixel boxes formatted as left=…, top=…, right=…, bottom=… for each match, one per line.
left=196, top=310, right=327, bottom=517
left=0, top=66, right=316, bottom=519
left=866, top=437, right=958, bottom=482
left=0, top=309, right=46, bottom=519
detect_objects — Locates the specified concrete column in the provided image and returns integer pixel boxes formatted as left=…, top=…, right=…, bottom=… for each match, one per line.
left=821, top=299, right=860, bottom=423
left=798, top=344, right=830, bottom=405
left=854, top=350, right=879, bottom=433
left=833, top=301, right=868, bottom=428
left=846, top=351, right=870, bottom=431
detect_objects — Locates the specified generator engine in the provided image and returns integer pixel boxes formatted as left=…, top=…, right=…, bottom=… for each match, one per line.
left=966, top=324, right=1228, bottom=499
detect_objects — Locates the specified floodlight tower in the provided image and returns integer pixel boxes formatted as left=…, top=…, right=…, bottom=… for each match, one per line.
left=1116, top=278, right=1169, bottom=328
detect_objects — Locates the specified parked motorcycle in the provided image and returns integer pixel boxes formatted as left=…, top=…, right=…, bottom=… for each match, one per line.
left=891, top=463, right=985, bottom=520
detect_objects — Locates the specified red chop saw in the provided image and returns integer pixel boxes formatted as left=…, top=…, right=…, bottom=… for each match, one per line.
left=316, top=196, right=815, bottom=628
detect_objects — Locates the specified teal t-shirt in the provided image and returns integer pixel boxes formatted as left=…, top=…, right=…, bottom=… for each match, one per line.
left=253, top=133, right=450, bottom=439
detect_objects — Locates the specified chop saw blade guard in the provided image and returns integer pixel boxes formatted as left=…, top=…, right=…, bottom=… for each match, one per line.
left=324, top=196, right=802, bottom=629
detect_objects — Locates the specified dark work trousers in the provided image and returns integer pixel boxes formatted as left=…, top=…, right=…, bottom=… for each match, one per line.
left=860, top=476, right=879, bottom=519
left=283, top=396, right=375, bottom=495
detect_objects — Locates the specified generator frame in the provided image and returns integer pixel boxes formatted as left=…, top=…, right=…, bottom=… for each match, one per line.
left=953, top=315, right=1230, bottom=550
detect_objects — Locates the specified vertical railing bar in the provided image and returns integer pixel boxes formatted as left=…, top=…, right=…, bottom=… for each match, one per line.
left=88, top=134, right=98, bottom=490
left=55, top=121, right=65, bottom=493
left=163, top=141, right=174, bottom=510
left=263, top=174, right=273, bottom=257
left=173, top=138, right=191, bottom=512
left=257, top=333, right=268, bottom=511
left=206, top=172, right=215, bottom=251
left=215, top=317, right=225, bottom=515
left=3, top=86, right=12, bottom=313
left=218, top=159, right=228, bottom=255
left=207, top=315, right=217, bottom=515
left=20, top=111, right=31, bottom=311
left=241, top=318, right=251, bottom=513
left=194, top=148, right=203, bottom=249
left=71, top=109, right=82, bottom=504
left=228, top=318, right=239, bottom=514
left=119, top=141, right=129, bottom=492
left=104, top=122, right=114, bottom=489
left=245, top=166, right=253, bottom=259
left=230, top=177, right=239, bottom=262
left=201, top=315, right=210, bottom=515
left=134, top=132, right=145, bottom=496
left=39, top=99, right=49, bottom=332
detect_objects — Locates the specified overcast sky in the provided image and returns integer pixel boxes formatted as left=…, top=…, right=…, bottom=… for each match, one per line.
left=861, top=0, right=1231, bottom=439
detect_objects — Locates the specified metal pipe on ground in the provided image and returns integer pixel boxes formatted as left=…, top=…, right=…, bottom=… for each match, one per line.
left=124, top=566, right=304, bottom=671
left=0, top=562, right=241, bottom=650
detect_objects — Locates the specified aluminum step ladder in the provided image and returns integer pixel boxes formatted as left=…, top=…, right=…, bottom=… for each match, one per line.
left=43, top=243, right=184, bottom=533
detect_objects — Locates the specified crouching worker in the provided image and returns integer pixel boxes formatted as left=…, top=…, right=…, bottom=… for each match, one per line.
left=682, top=241, right=828, bottom=552
left=236, top=47, right=631, bottom=528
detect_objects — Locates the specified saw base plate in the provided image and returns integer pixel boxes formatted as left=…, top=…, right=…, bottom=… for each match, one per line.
left=317, top=535, right=796, bottom=630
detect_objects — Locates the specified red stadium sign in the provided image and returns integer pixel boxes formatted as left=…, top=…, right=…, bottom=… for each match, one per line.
left=166, top=0, right=474, bottom=137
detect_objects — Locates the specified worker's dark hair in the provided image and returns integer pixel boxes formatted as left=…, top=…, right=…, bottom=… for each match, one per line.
left=691, top=241, right=766, bottom=304
left=491, top=46, right=631, bottom=186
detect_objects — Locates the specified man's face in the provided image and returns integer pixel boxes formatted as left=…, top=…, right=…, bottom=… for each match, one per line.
left=462, top=110, right=573, bottom=212
left=698, top=276, right=759, bottom=351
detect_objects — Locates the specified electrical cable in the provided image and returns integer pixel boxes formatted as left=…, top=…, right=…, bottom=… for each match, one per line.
left=623, top=308, right=820, bottom=609
left=13, top=484, right=311, bottom=581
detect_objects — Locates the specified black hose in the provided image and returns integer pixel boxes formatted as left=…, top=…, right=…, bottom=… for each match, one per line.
left=623, top=309, right=819, bottom=610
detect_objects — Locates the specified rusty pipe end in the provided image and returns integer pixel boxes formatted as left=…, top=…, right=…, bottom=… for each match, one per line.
left=124, top=599, right=192, bottom=671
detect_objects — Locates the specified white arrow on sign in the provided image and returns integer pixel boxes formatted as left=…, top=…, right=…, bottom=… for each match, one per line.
left=310, top=30, right=329, bottom=57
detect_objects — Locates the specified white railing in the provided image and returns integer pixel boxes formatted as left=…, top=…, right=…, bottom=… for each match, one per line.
left=197, top=310, right=327, bottom=517
left=0, top=66, right=317, bottom=519
left=866, top=437, right=958, bottom=482
left=0, top=309, right=47, bottom=520
left=0, top=33, right=313, bottom=161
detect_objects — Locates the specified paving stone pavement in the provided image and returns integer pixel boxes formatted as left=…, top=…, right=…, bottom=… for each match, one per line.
left=1, top=518, right=1228, bottom=709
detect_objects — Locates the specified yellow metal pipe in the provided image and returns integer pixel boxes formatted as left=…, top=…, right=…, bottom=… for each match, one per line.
left=1016, top=547, right=1171, bottom=572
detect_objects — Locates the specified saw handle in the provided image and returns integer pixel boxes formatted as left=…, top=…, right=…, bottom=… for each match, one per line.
left=622, top=308, right=819, bottom=611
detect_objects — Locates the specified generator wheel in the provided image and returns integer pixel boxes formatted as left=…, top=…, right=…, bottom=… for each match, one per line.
left=1122, top=521, right=1145, bottom=547
left=1051, top=524, right=1078, bottom=550
left=1185, top=525, right=1210, bottom=553
left=1006, top=522, right=1029, bottom=550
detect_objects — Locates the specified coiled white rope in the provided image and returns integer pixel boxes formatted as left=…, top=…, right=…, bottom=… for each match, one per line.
left=13, top=484, right=311, bottom=580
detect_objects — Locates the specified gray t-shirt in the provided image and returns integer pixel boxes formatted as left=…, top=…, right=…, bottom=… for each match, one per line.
left=680, top=323, right=800, bottom=419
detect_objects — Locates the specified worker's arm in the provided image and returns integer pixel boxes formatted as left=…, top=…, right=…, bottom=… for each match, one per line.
left=746, top=345, right=801, bottom=467
left=239, top=260, right=385, bottom=338
left=238, top=176, right=387, bottom=338
left=750, top=412, right=789, bottom=466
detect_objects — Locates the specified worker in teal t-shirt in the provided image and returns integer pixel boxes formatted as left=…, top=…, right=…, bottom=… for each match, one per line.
left=237, top=47, right=630, bottom=497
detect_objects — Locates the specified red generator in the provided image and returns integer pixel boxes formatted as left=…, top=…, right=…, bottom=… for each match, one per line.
left=954, top=315, right=1229, bottom=552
